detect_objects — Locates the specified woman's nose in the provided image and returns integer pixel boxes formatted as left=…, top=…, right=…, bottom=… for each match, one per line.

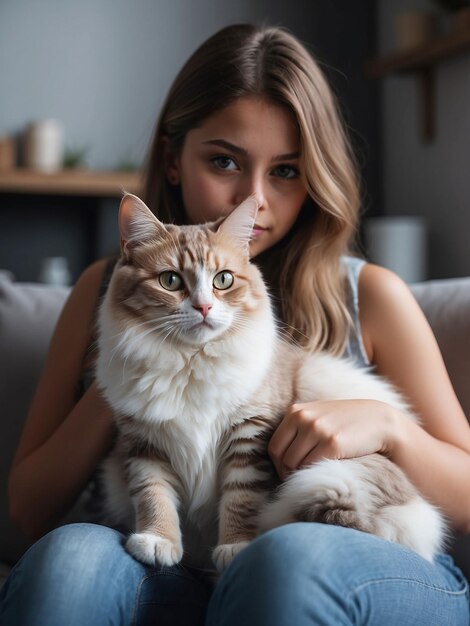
left=234, top=178, right=266, bottom=211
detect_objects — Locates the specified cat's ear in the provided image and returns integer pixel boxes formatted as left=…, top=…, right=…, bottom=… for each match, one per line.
left=217, top=195, right=259, bottom=252
left=119, top=193, right=168, bottom=258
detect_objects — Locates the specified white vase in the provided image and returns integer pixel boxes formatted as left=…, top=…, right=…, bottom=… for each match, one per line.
left=24, top=119, right=64, bottom=172
left=364, top=216, right=427, bottom=284
left=38, top=257, right=72, bottom=286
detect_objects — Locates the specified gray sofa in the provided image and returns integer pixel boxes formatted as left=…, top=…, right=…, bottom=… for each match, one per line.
left=1, top=270, right=470, bottom=589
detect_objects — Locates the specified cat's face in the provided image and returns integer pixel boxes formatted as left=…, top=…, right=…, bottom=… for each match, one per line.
left=109, top=194, right=268, bottom=347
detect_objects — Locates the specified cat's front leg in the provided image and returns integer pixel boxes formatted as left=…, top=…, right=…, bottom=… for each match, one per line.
left=213, top=438, right=275, bottom=573
left=212, top=486, right=261, bottom=573
left=125, top=457, right=184, bottom=567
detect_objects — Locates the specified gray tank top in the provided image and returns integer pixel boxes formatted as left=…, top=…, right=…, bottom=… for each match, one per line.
left=341, top=255, right=370, bottom=368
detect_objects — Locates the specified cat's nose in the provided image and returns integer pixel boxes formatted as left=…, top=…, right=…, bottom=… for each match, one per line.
left=192, top=303, right=212, bottom=319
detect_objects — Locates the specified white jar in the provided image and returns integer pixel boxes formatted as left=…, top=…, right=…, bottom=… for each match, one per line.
left=24, top=119, right=64, bottom=172
left=38, top=257, right=72, bottom=286
left=364, top=216, right=427, bottom=284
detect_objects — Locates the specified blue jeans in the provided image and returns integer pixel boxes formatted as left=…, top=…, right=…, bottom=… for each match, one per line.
left=0, top=522, right=468, bottom=625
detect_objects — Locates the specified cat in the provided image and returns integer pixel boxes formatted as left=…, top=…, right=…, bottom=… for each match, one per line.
left=95, top=192, right=445, bottom=573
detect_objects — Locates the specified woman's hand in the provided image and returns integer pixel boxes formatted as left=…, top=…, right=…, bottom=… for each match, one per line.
left=267, top=399, right=401, bottom=480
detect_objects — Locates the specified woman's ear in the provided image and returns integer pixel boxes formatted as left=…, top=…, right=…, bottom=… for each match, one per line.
left=162, top=136, right=181, bottom=185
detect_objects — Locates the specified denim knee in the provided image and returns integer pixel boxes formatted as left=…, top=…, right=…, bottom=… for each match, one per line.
left=206, top=523, right=350, bottom=626
left=23, top=523, right=128, bottom=585
left=206, top=523, right=470, bottom=626
left=223, top=522, right=354, bottom=582
left=0, top=523, right=143, bottom=626
left=212, top=521, right=461, bottom=593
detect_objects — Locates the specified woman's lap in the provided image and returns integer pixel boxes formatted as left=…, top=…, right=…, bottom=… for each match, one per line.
left=0, top=523, right=213, bottom=626
left=206, top=523, right=469, bottom=626
left=0, top=522, right=468, bottom=626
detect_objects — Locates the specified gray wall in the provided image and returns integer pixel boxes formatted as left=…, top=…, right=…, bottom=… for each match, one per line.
left=0, top=0, right=375, bottom=171
left=0, top=0, right=378, bottom=281
left=1, top=0, right=263, bottom=170
left=377, top=0, right=470, bottom=279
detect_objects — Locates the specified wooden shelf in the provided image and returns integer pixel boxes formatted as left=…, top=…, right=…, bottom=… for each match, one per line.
left=367, top=26, right=470, bottom=77
left=0, top=169, right=142, bottom=197
left=366, top=26, right=470, bottom=141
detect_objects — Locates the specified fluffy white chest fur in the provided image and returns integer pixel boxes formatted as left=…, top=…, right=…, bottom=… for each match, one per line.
left=96, top=301, right=275, bottom=515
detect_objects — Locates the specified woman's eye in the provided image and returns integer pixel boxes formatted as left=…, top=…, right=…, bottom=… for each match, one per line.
left=273, top=164, right=299, bottom=179
left=213, top=271, right=234, bottom=290
left=211, top=156, right=238, bottom=171
left=159, top=271, right=183, bottom=291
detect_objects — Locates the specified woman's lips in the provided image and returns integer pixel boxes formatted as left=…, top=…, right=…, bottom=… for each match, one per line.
left=251, top=225, right=268, bottom=239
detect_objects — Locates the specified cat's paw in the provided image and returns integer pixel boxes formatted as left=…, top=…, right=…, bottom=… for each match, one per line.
left=125, top=532, right=183, bottom=567
left=212, top=541, right=250, bottom=573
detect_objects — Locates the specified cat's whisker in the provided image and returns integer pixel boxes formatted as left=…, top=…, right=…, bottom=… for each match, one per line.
left=160, top=325, right=179, bottom=349
left=175, top=233, right=186, bottom=259
left=107, top=346, right=119, bottom=369
left=140, top=322, right=176, bottom=346
left=172, top=237, right=185, bottom=264
left=101, top=319, right=162, bottom=345
left=166, top=328, right=180, bottom=351
left=110, top=313, right=179, bottom=339
left=107, top=335, right=134, bottom=368
left=162, top=233, right=184, bottom=270
left=130, top=317, right=179, bottom=339
left=121, top=351, right=130, bottom=384
left=276, top=322, right=309, bottom=347
left=228, top=319, right=252, bottom=332
left=87, top=340, right=100, bottom=357
left=113, top=323, right=177, bottom=368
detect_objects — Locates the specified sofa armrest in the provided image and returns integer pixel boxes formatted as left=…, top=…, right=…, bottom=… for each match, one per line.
left=0, top=272, right=70, bottom=566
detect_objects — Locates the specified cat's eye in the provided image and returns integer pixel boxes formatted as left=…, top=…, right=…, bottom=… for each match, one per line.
left=159, top=271, right=183, bottom=291
left=213, top=271, right=234, bottom=290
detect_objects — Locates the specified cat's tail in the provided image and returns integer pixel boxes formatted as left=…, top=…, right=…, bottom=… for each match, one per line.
left=257, top=457, right=447, bottom=562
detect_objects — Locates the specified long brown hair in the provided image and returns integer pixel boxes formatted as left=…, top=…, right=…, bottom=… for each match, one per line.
left=143, top=24, right=361, bottom=354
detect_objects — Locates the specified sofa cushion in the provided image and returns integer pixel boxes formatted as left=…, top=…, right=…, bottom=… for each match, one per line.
left=411, top=277, right=470, bottom=420
left=0, top=271, right=70, bottom=567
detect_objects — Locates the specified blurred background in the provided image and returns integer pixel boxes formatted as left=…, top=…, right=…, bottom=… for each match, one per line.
left=0, top=0, right=469, bottom=283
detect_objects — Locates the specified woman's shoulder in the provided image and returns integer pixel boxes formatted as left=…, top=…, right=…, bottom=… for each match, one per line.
left=70, top=257, right=117, bottom=311
left=358, top=263, right=414, bottom=312
left=56, top=258, right=117, bottom=346
left=75, top=257, right=116, bottom=294
left=357, top=262, right=426, bottom=365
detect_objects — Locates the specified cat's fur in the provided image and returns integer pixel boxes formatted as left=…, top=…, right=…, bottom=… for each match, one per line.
left=95, top=193, right=445, bottom=572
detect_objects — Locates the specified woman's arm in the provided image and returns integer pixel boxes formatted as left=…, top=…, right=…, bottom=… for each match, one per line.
left=8, top=259, right=116, bottom=541
left=359, top=263, right=470, bottom=533
left=268, top=263, right=470, bottom=533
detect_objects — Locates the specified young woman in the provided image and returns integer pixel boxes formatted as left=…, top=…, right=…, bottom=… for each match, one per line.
left=1, top=23, right=469, bottom=626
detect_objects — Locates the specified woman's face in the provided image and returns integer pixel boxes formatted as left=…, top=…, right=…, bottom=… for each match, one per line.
left=167, top=97, right=308, bottom=257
